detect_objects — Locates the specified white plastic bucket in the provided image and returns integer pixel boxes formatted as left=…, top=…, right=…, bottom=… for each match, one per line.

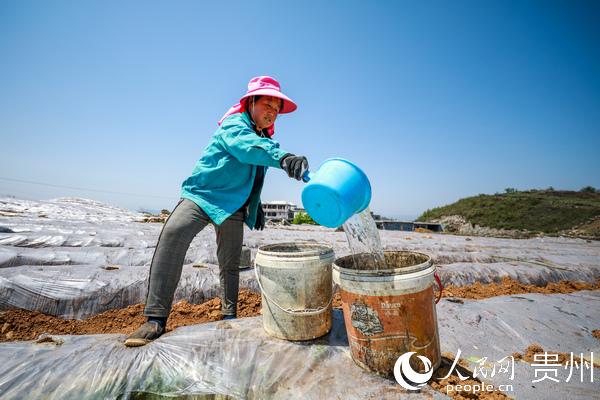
left=255, top=242, right=334, bottom=340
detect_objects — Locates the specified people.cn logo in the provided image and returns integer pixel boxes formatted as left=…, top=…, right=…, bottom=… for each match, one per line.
left=394, top=352, right=434, bottom=390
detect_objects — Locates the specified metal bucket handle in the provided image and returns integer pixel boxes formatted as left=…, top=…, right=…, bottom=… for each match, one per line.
left=434, top=271, right=443, bottom=304
left=254, top=264, right=333, bottom=316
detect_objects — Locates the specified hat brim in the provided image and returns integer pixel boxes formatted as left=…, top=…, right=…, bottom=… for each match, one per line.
left=240, top=89, right=297, bottom=114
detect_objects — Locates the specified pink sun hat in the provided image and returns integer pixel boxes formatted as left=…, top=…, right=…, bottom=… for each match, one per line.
left=217, top=76, right=297, bottom=137
left=239, top=76, right=297, bottom=114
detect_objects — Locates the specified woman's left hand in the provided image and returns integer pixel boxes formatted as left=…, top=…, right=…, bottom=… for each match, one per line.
left=255, top=204, right=265, bottom=230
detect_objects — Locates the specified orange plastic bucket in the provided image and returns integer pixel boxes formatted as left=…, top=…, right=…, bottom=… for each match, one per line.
left=333, top=251, right=442, bottom=377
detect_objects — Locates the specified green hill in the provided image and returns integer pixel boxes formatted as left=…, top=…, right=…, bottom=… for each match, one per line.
left=417, top=189, right=600, bottom=238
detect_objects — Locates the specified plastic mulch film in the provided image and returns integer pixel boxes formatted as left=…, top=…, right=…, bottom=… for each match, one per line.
left=1, top=292, right=598, bottom=398
left=0, top=198, right=263, bottom=319
left=1, top=238, right=599, bottom=319
left=0, top=263, right=259, bottom=319
left=437, top=290, right=600, bottom=398
left=2, top=196, right=599, bottom=322
left=0, top=310, right=450, bottom=400
left=436, top=260, right=600, bottom=287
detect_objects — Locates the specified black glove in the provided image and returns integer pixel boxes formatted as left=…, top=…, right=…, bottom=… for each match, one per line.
left=280, top=154, right=309, bottom=181
left=254, top=203, right=265, bottom=230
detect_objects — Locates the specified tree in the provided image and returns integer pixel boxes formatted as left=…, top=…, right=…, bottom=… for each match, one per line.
left=504, top=188, right=517, bottom=194
left=580, top=186, right=597, bottom=193
left=292, top=212, right=317, bottom=225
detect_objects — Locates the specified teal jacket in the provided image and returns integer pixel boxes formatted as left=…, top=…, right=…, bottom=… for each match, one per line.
left=180, top=112, right=289, bottom=228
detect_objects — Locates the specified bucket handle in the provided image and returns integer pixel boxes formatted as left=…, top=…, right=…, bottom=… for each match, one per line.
left=302, top=170, right=312, bottom=183
left=254, top=264, right=333, bottom=316
left=434, top=271, right=443, bottom=304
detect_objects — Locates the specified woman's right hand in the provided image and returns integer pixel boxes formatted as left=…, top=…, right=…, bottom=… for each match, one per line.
left=280, top=154, right=309, bottom=181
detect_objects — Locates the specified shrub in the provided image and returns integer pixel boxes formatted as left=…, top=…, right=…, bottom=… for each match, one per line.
left=292, top=212, right=317, bottom=225
left=580, top=186, right=597, bottom=194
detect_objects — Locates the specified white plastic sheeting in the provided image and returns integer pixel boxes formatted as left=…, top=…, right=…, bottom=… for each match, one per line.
left=438, top=290, right=600, bottom=399
left=0, top=198, right=251, bottom=318
left=0, top=197, right=144, bottom=223
left=0, top=310, right=450, bottom=400
left=0, top=263, right=259, bottom=319
left=0, top=292, right=598, bottom=399
left=1, top=196, right=599, bottom=319
left=437, top=260, right=600, bottom=287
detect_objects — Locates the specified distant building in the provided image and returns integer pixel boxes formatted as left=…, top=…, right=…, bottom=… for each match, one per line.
left=371, top=212, right=384, bottom=220
left=262, top=201, right=297, bottom=221
left=375, top=220, right=443, bottom=232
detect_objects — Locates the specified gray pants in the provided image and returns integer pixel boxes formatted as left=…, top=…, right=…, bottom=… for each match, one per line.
left=144, top=198, right=244, bottom=318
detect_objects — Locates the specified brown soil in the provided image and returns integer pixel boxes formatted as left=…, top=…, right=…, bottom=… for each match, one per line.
left=513, top=344, right=600, bottom=368
left=1, top=273, right=598, bottom=387
left=415, top=227, right=434, bottom=233
left=3, top=276, right=594, bottom=342
left=332, top=277, right=600, bottom=305
left=0, top=290, right=262, bottom=343
left=513, top=344, right=570, bottom=364
left=333, top=291, right=343, bottom=308
left=1, top=282, right=596, bottom=398
left=443, top=277, right=600, bottom=300
left=429, top=353, right=511, bottom=399
left=0, top=210, right=22, bottom=217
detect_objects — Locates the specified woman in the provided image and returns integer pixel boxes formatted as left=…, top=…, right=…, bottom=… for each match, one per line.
left=125, top=76, right=308, bottom=347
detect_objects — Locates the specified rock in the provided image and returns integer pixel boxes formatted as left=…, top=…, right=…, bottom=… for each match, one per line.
left=36, top=334, right=64, bottom=345
left=5, top=331, right=14, bottom=340
left=141, top=211, right=170, bottom=223
left=216, top=321, right=232, bottom=329
left=142, top=216, right=167, bottom=223
left=431, top=215, right=531, bottom=239
left=433, top=215, right=468, bottom=233
left=1, top=323, right=10, bottom=334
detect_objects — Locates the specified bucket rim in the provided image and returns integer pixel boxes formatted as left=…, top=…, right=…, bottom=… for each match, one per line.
left=257, top=242, right=334, bottom=258
left=333, top=250, right=432, bottom=276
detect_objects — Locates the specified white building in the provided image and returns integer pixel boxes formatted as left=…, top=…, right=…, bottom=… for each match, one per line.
left=262, top=201, right=297, bottom=221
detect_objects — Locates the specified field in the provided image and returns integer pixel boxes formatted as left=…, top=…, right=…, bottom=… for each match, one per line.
left=0, top=197, right=599, bottom=399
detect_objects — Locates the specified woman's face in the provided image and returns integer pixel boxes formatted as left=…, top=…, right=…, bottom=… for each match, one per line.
left=249, top=96, right=282, bottom=130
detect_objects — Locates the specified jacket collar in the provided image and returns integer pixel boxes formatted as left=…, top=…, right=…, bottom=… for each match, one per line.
left=242, top=111, right=270, bottom=138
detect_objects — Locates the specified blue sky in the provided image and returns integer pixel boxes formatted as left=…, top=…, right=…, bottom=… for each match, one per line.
left=1, top=0, right=598, bottom=219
